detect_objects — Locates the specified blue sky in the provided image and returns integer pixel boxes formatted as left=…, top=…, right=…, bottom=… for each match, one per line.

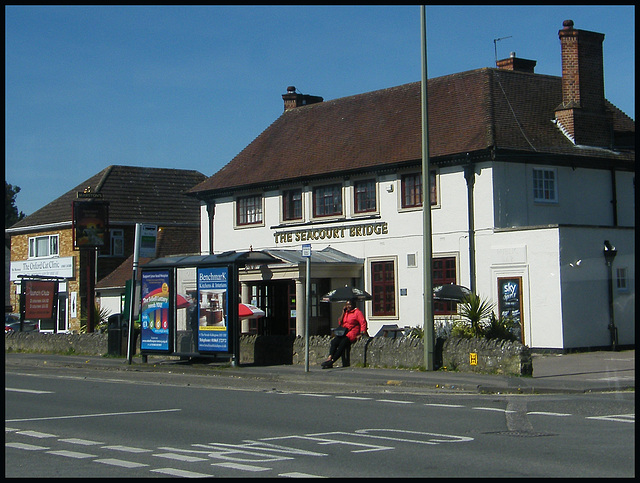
left=5, top=5, right=635, bottom=216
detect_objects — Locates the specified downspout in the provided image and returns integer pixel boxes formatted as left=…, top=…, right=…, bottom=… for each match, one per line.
left=206, top=202, right=215, bottom=254
left=610, top=169, right=618, bottom=227
left=463, top=160, right=476, bottom=293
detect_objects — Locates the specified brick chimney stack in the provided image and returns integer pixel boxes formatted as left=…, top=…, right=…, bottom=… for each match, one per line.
left=282, top=86, right=323, bottom=112
left=554, top=19, right=612, bottom=147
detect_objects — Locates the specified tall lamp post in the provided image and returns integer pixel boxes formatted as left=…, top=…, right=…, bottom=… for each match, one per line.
left=603, top=240, right=618, bottom=351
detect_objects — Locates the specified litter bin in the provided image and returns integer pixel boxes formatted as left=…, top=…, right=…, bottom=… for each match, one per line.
left=107, top=314, right=125, bottom=356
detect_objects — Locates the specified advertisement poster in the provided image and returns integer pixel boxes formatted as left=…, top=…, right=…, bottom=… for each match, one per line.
left=24, top=280, right=57, bottom=319
left=197, top=267, right=229, bottom=352
left=498, top=277, right=524, bottom=344
left=141, top=270, right=170, bottom=351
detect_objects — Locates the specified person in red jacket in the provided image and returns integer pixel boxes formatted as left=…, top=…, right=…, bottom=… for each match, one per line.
left=321, top=298, right=368, bottom=369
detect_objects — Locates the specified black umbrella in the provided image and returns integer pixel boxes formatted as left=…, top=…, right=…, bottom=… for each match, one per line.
left=433, top=284, right=472, bottom=302
left=321, top=285, right=372, bottom=302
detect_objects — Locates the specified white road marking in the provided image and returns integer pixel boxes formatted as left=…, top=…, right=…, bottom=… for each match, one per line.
left=527, top=411, right=571, bottom=417
left=472, top=407, right=516, bottom=413
left=151, top=468, right=212, bottom=477
left=153, top=452, right=209, bottom=462
left=336, top=396, right=372, bottom=401
left=6, top=408, right=181, bottom=423
left=299, top=393, right=332, bottom=397
left=102, top=444, right=151, bottom=453
left=424, top=403, right=465, bottom=408
left=587, top=414, right=635, bottom=423
left=17, top=430, right=58, bottom=438
left=212, top=462, right=270, bottom=472
left=59, top=438, right=104, bottom=446
left=279, top=472, right=325, bottom=478
left=94, top=458, right=148, bottom=468
left=47, top=449, right=96, bottom=459
left=6, top=388, right=53, bottom=394
left=376, top=399, right=413, bottom=404
left=6, top=442, right=49, bottom=450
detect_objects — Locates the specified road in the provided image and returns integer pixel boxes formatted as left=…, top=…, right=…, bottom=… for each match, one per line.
left=5, top=363, right=635, bottom=477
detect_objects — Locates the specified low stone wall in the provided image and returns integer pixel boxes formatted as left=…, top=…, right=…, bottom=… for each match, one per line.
left=5, top=333, right=532, bottom=376
left=442, top=337, right=533, bottom=376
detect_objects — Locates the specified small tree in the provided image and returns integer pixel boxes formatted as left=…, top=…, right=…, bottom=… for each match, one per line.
left=457, top=293, right=495, bottom=338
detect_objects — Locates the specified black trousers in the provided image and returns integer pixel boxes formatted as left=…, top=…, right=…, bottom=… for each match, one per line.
left=329, top=335, right=351, bottom=366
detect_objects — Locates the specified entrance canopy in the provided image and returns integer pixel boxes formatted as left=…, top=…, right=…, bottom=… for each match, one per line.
left=144, top=250, right=283, bottom=269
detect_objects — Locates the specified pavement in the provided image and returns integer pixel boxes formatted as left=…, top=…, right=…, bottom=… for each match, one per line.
left=4, top=349, right=635, bottom=395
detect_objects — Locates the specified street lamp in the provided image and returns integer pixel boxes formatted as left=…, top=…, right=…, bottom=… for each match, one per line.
left=603, top=240, right=618, bottom=351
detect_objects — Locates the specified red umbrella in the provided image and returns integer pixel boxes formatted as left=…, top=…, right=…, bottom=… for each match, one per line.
left=176, top=294, right=191, bottom=309
left=238, top=303, right=265, bottom=319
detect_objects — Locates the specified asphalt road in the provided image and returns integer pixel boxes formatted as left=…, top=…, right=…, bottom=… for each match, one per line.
left=5, top=357, right=635, bottom=477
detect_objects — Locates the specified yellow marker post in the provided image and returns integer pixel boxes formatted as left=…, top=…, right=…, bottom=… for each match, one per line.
left=469, top=353, right=478, bottom=365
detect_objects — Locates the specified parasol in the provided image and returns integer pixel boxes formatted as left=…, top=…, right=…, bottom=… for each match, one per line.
left=432, top=284, right=472, bottom=302
left=238, top=303, right=265, bottom=319
left=321, top=285, right=372, bottom=302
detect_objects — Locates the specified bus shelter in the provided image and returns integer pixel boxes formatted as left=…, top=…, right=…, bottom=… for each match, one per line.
left=138, top=250, right=281, bottom=365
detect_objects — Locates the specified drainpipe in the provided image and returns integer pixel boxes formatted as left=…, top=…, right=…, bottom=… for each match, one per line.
left=610, top=169, right=618, bottom=227
left=206, top=202, right=215, bottom=254
left=463, top=161, right=477, bottom=293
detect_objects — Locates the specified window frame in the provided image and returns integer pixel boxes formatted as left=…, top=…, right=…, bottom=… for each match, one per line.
left=400, top=171, right=438, bottom=210
left=282, top=188, right=303, bottom=222
left=28, top=234, right=59, bottom=259
left=433, top=256, right=458, bottom=315
left=312, top=183, right=343, bottom=218
left=353, top=178, right=377, bottom=214
left=370, top=258, right=397, bottom=318
left=532, top=167, right=558, bottom=203
left=236, top=194, right=264, bottom=227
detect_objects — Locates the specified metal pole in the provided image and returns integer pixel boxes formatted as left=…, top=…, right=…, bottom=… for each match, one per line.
left=305, top=256, right=311, bottom=372
left=127, top=223, right=141, bottom=364
left=421, top=5, right=435, bottom=371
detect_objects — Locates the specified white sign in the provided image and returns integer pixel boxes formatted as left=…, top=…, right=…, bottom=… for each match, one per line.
left=302, top=244, right=311, bottom=258
left=139, top=224, right=158, bottom=258
left=10, top=256, right=75, bottom=281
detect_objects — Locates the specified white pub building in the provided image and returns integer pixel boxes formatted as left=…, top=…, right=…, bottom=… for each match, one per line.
left=188, top=20, right=634, bottom=351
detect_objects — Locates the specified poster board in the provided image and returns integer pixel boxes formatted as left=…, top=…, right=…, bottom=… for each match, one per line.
left=497, top=276, right=524, bottom=344
left=140, top=270, right=170, bottom=351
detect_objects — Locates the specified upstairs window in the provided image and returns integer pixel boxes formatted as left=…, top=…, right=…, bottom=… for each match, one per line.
left=354, top=179, right=377, bottom=213
left=313, top=184, right=342, bottom=217
left=532, top=167, right=558, bottom=203
left=110, top=229, right=124, bottom=256
left=282, top=188, right=303, bottom=221
left=28, top=235, right=59, bottom=258
left=237, top=194, right=263, bottom=226
left=401, top=171, right=437, bottom=208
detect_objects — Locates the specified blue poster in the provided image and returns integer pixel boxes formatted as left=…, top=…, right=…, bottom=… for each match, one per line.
left=197, top=267, right=229, bottom=352
left=140, top=270, right=170, bottom=351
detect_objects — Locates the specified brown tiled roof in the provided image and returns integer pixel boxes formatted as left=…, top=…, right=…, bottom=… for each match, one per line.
left=9, top=165, right=207, bottom=230
left=189, top=68, right=634, bottom=196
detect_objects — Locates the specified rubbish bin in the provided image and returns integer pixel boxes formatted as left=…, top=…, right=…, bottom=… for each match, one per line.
left=107, top=314, right=124, bottom=356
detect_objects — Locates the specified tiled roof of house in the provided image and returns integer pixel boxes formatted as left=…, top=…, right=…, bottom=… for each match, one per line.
left=189, top=68, right=634, bottom=196
left=9, top=165, right=207, bottom=230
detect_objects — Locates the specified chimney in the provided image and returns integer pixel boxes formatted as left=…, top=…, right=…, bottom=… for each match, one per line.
left=282, top=86, right=323, bottom=112
left=496, top=52, right=537, bottom=73
left=554, top=19, right=611, bottom=147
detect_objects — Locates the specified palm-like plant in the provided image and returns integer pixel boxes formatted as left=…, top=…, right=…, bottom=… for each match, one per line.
left=458, top=293, right=495, bottom=338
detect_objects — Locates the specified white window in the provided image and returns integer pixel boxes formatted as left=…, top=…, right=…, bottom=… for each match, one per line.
left=616, top=267, right=628, bottom=292
left=532, top=167, right=558, bottom=203
left=110, top=229, right=124, bottom=256
left=28, top=235, right=59, bottom=258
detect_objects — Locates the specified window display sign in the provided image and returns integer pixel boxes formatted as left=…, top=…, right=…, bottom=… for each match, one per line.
left=197, top=267, right=229, bottom=352
left=140, top=270, right=170, bottom=351
left=73, top=200, right=109, bottom=249
left=24, top=280, right=58, bottom=320
left=498, top=276, right=524, bottom=344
